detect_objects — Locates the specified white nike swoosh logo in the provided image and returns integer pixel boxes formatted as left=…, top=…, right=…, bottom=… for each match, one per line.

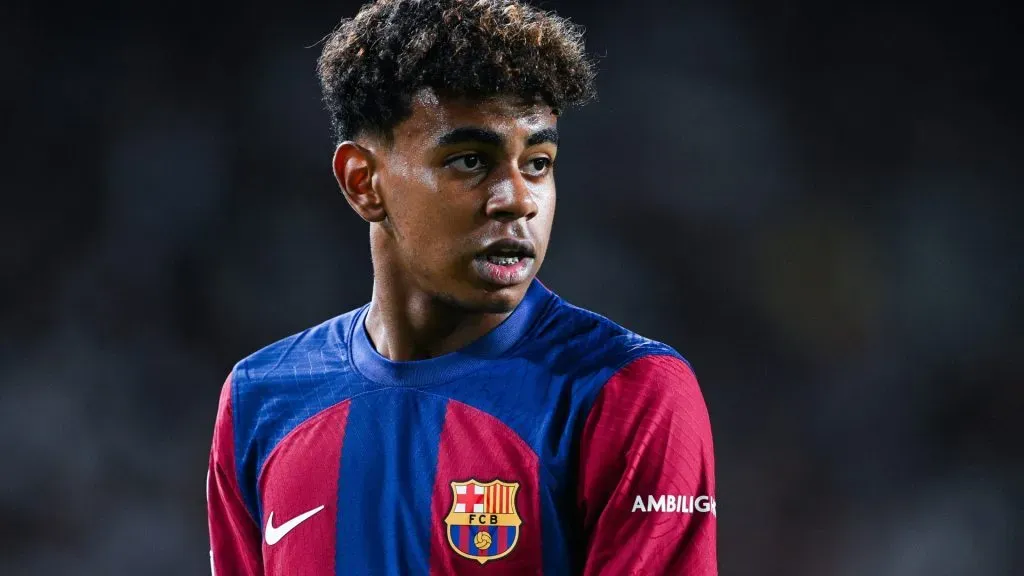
left=264, top=505, right=325, bottom=545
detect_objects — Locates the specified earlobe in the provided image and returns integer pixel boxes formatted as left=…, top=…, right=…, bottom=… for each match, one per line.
left=333, top=142, right=388, bottom=223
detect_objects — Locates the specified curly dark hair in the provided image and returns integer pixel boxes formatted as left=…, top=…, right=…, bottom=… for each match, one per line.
left=317, top=0, right=597, bottom=143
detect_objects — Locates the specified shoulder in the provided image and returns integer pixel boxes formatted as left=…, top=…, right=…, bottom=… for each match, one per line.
left=549, top=301, right=712, bottom=468
left=524, top=289, right=711, bottom=445
left=226, top=305, right=366, bottom=454
left=220, top=306, right=367, bottom=521
left=229, top=306, right=365, bottom=398
left=527, top=291, right=696, bottom=387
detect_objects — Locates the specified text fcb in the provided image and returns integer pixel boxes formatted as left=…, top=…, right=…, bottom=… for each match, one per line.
left=444, top=479, right=522, bottom=564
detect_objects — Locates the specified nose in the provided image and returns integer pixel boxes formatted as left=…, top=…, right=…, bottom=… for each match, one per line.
left=485, top=168, right=539, bottom=222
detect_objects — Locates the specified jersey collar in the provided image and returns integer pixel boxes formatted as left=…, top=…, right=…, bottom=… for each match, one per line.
left=349, top=278, right=554, bottom=387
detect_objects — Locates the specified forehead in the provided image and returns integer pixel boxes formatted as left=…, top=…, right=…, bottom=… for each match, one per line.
left=392, top=88, right=557, bottom=147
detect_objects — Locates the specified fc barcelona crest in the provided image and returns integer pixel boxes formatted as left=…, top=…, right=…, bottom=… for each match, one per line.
left=444, top=479, right=521, bottom=564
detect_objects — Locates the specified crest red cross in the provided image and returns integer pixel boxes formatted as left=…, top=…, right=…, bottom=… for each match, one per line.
left=456, top=487, right=485, bottom=510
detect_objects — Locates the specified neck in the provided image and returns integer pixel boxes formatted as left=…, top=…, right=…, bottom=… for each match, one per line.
left=365, top=248, right=511, bottom=363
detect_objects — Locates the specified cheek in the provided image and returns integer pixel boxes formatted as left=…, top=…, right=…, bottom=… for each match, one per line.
left=533, top=186, right=557, bottom=230
left=383, top=166, right=439, bottom=227
left=383, top=168, right=471, bottom=265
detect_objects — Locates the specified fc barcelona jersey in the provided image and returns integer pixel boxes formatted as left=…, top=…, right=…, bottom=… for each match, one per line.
left=207, top=280, right=717, bottom=575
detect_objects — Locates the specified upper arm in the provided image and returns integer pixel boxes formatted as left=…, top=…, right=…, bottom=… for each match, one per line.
left=578, top=354, right=717, bottom=575
left=208, top=374, right=264, bottom=575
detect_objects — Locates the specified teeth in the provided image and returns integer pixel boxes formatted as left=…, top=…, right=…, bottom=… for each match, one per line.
left=487, top=255, right=521, bottom=265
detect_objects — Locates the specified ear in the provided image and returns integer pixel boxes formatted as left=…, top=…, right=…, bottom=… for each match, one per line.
left=332, top=141, right=387, bottom=223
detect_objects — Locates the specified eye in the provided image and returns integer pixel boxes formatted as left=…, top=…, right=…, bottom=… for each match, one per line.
left=446, top=154, right=487, bottom=173
left=523, top=157, right=552, bottom=176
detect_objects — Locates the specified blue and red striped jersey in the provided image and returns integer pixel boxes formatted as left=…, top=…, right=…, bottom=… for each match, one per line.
left=207, top=280, right=717, bottom=575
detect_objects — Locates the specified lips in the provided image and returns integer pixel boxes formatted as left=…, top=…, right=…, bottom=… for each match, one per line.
left=477, top=238, right=536, bottom=263
left=472, top=238, right=536, bottom=286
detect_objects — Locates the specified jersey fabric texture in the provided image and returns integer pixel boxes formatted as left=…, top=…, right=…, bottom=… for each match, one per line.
left=207, top=279, right=717, bottom=575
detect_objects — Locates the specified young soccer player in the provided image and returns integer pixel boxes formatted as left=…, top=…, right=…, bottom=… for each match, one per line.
left=207, top=1, right=717, bottom=574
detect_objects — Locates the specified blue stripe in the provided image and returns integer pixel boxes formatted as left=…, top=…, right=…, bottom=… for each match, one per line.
left=541, top=485, right=571, bottom=573
left=486, top=525, right=498, bottom=556
left=335, top=390, right=447, bottom=575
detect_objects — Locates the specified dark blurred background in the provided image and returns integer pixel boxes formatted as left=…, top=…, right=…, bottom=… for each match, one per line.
left=2, top=0, right=1021, bottom=574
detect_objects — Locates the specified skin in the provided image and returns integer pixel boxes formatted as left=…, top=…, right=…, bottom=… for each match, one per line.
left=332, top=87, right=559, bottom=361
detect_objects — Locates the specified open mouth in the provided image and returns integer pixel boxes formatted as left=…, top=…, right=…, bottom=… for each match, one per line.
left=486, top=254, right=525, bottom=265
left=478, top=239, right=536, bottom=265
left=472, top=238, right=537, bottom=286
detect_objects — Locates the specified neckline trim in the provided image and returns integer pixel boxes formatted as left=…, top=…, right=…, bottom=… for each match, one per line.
left=348, top=279, right=554, bottom=387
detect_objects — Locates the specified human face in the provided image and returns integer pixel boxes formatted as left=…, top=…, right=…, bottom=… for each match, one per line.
left=370, top=89, right=558, bottom=313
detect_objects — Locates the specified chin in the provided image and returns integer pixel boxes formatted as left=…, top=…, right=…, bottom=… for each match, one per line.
left=474, top=293, right=519, bottom=314
left=436, top=286, right=523, bottom=315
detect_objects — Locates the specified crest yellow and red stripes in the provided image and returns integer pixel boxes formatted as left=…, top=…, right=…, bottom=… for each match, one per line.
left=484, top=482, right=513, bottom=514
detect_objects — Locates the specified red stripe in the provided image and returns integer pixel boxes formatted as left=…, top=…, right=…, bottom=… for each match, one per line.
left=498, top=525, right=508, bottom=552
left=428, top=401, right=542, bottom=574
left=459, top=525, right=469, bottom=553
left=257, top=398, right=351, bottom=575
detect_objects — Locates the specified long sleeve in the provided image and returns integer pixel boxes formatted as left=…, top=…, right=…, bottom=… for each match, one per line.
left=578, top=355, right=717, bottom=575
left=208, top=375, right=263, bottom=575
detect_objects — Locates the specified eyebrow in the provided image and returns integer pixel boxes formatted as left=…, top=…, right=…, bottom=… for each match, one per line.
left=437, top=127, right=504, bottom=148
left=526, top=128, right=559, bottom=147
left=435, top=126, right=560, bottom=148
